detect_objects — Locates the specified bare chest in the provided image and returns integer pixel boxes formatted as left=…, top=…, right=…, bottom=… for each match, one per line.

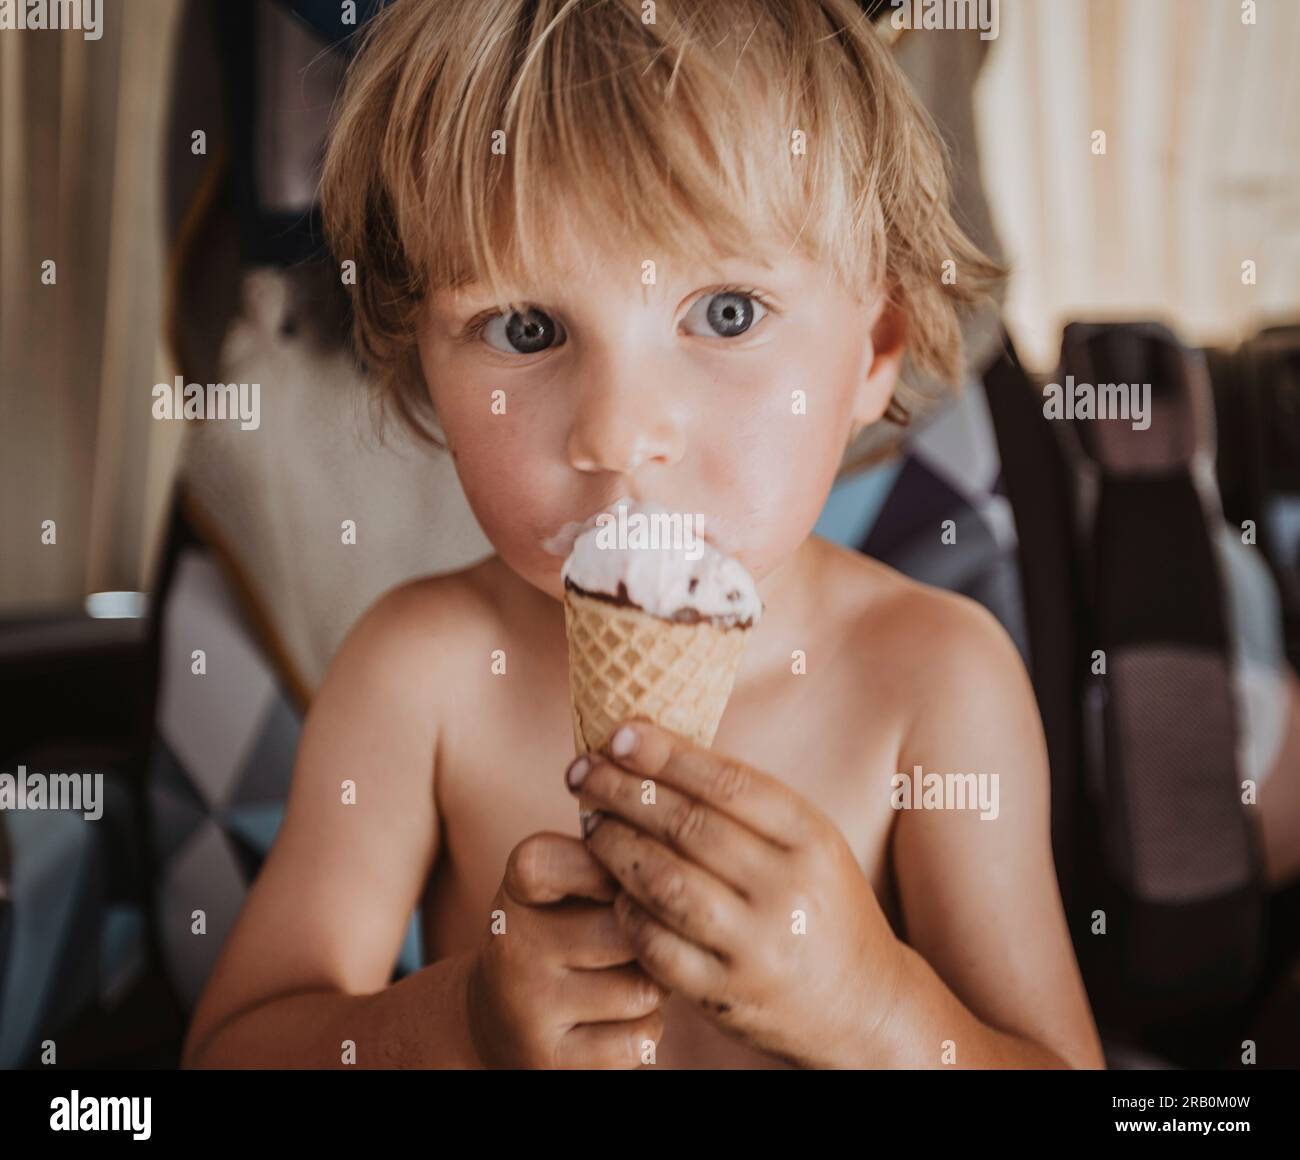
left=422, top=650, right=903, bottom=1068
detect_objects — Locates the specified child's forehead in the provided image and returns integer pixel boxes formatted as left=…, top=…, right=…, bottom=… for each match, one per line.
left=437, top=231, right=793, bottom=304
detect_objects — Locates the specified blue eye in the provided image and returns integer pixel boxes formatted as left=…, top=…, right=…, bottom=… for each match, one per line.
left=479, top=307, right=565, bottom=354
left=681, top=289, right=769, bottom=339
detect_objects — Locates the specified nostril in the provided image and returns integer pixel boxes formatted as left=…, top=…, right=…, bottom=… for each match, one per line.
left=568, top=417, right=679, bottom=475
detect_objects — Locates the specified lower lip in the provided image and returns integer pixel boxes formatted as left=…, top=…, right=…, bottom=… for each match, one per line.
left=542, top=508, right=741, bottom=559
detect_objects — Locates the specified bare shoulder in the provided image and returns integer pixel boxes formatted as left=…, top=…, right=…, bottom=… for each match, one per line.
left=335, top=557, right=507, bottom=686
left=813, top=533, right=1018, bottom=661
left=353, top=555, right=505, bottom=646
left=810, top=536, right=1035, bottom=759
left=298, top=556, right=522, bottom=780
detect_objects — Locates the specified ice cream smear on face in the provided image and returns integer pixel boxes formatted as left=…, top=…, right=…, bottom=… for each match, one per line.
left=560, top=498, right=763, bottom=629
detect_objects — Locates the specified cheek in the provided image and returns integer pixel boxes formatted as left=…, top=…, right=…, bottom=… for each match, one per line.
left=719, top=415, right=845, bottom=574
left=696, top=350, right=857, bottom=576
left=426, top=372, right=573, bottom=579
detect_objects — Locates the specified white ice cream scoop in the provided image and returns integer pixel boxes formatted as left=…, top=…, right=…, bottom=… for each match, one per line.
left=560, top=497, right=763, bottom=627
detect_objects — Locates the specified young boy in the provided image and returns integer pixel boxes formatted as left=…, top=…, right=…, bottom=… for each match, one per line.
left=183, top=0, right=1105, bottom=1069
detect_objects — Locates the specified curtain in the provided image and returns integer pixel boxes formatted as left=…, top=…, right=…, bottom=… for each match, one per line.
left=0, top=0, right=182, bottom=613
left=977, top=0, right=1300, bottom=371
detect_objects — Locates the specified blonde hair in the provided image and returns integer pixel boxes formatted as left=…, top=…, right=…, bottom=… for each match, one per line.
left=320, top=0, right=1005, bottom=447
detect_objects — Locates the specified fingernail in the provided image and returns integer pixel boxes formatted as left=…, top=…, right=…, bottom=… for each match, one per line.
left=609, top=725, right=638, bottom=758
left=566, top=755, right=591, bottom=791
left=581, top=810, right=604, bottom=839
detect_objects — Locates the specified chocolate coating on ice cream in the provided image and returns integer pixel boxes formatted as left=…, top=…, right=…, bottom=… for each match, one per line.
left=563, top=577, right=757, bottom=630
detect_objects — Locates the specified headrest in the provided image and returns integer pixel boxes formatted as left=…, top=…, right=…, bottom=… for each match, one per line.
left=1057, top=321, right=1214, bottom=476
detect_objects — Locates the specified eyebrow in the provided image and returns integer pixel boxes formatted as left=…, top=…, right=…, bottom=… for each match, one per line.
left=442, top=253, right=779, bottom=300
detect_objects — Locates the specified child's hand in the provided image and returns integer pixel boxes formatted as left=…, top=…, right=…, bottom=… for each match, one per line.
left=567, top=720, right=905, bottom=1069
left=465, top=832, right=669, bottom=1068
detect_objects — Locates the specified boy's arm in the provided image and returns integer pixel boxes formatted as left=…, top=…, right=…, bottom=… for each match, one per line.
left=183, top=579, right=478, bottom=1068
left=883, top=591, right=1106, bottom=1070
left=182, top=956, right=481, bottom=1068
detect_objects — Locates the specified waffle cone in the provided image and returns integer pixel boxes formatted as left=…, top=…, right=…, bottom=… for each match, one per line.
left=563, top=587, right=751, bottom=756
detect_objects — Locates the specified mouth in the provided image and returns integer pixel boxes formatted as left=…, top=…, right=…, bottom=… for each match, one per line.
left=541, top=495, right=735, bottom=558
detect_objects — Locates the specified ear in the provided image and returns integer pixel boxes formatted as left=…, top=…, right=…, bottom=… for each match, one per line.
left=850, top=293, right=907, bottom=429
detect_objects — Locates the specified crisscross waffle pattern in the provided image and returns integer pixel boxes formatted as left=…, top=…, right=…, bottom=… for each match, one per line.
left=563, top=589, right=750, bottom=755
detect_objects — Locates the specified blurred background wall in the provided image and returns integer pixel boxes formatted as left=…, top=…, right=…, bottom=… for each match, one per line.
left=1, top=0, right=1298, bottom=610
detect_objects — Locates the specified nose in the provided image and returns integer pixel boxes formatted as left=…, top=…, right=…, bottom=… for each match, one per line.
left=566, top=365, right=687, bottom=475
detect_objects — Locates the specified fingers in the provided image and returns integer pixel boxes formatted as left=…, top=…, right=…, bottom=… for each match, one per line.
left=503, top=832, right=619, bottom=905
left=558, top=963, right=668, bottom=1025
left=575, top=755, right=775, bottom=897
left=546, top=901, right=643, bottom=969
left=612, top=890, right=732, bottom=1004
left=555, top=1010, right=665, bottom=1069
left=584, top=816, right=748, bottom=957
left=595, top=720, right=815, bottom=848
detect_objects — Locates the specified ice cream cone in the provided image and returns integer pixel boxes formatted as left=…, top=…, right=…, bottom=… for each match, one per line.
left=556, top=498, right=762, bottom=836
left=563, top=587, right=751, bottom=757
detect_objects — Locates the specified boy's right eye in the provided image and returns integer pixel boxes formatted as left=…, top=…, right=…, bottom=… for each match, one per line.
left=476, top=307, right=566, bottom=355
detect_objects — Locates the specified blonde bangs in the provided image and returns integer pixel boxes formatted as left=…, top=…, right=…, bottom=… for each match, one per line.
left=408, top=3, right=886, bottom=304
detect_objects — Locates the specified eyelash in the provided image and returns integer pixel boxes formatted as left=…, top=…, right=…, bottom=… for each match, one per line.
left=459, top=305, right=524, bottom=344
left=458, top=284, right=778, bottom=345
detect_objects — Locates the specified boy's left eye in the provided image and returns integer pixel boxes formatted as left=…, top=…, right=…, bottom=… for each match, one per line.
left=680, top=289, right=768, bottom=339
